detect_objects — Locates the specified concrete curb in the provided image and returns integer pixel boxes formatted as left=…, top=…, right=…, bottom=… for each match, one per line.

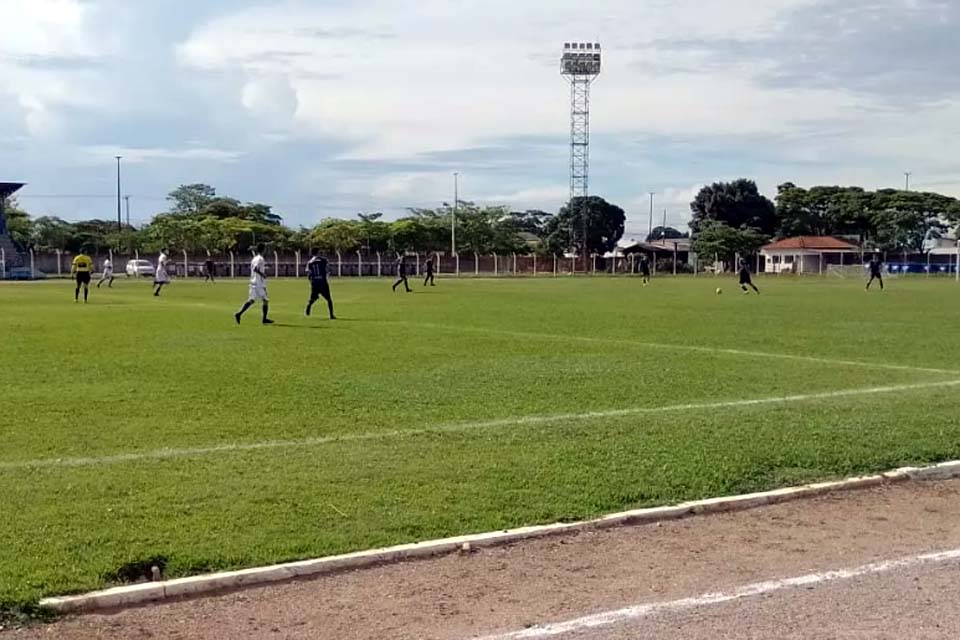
left=40, top=460, right=960, bottom=614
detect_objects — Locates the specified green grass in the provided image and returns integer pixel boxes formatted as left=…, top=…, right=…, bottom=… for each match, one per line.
left=3, top=274, right=960, bottom=612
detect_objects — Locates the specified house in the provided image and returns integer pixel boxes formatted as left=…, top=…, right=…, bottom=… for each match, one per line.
left=618, top=238, right=691, bottom=261
left=761, top=236, right=860, bottom=274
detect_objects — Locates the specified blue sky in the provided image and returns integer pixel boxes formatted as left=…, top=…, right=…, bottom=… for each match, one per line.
left=1, top=0, right=958, bottom=239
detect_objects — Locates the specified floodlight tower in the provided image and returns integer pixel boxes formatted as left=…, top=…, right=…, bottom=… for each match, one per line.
left=561, top=41, right=601, bottom=268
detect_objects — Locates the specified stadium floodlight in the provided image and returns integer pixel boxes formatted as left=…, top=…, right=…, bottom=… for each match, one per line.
left=560, top=41, right=602, bottom=270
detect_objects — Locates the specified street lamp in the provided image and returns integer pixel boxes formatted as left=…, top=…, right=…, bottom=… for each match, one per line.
left=904, top=172, right=912, bottom=191
left=452, top=172, right=459, bottom=256
left=115, top=156, right=123, bottom=233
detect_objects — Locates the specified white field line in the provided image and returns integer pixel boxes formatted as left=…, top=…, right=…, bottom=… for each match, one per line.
left=477, top=547, right=960, bottom=640
left=3, top=379, right=959, bottom=472
left=396, top=321, right=960, bottom=376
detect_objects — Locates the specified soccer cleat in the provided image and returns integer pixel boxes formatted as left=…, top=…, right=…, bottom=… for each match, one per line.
left=262, top=318, right=275, bottom=325
left=305, top=305, right=311, bottom=317
left=234, top=313, right=241, bottom=325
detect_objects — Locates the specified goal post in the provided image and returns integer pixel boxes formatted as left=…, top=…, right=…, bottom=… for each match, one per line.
left=826, top=264, right=865, bottom=279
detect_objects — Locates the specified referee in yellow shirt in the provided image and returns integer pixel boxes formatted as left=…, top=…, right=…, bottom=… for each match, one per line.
left=71, top=249, right=93, bottom=303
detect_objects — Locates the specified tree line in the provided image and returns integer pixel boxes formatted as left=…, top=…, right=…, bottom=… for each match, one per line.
left=5, top=179, right=959, bottom=264
left=3, top=184, right=628, bottom=257
left=689, top=179, right=960, bottom=265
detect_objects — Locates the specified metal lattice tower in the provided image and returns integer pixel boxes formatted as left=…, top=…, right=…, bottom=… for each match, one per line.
left=561, top=42, right=601, bottom=261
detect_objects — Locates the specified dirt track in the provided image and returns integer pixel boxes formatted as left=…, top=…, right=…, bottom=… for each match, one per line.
left=9, top=479, right=960, bottom=639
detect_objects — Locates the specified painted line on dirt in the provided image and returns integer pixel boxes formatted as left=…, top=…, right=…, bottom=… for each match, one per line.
left=38, top=460, right=960, bottom=613
left=4, top=380, right=960, bottom=472
left=394, top=321, right=960, bottom=376
left=476, top=547, right=960, bottom=640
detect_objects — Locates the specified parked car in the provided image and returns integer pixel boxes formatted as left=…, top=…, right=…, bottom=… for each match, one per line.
left=126, top=259, right=156, bottom=278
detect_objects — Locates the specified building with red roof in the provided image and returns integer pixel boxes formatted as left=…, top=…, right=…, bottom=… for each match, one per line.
left=761, top=235, right=860, bottom=274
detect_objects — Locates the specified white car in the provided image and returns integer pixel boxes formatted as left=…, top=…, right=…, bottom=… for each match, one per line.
left=126, top=259, right=156, bottom=278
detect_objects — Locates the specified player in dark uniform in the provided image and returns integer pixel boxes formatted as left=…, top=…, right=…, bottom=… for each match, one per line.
left=866, top=255, right=884, bottom=291
left=739, top=259, right=759, bottom=294
left=305, top=249, right=335, bottom=319
left=203, top=258, right=216, bottom=283
left=639, top=255, right=651, bottom=286
left=424, top=257, right=436, bottom=287
left=392, top=256, right=411, bottom=292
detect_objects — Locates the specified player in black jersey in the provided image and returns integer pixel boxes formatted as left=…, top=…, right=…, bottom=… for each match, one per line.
left=739, top=259, right=759, bottom=294
left=424, top=257, right=435, bottom=286
left=639, top=255, right=651, bottom=286
left=866, top=255, right=884, bottom=291
left=392, top=256, right=411, bottom=292
left=305, top=249, right=335, bottom=319
left=203, top=258, right=216, bottom=283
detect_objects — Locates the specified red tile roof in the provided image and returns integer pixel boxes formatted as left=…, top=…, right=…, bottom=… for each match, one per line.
left=762, top=236, right=859, bottom=251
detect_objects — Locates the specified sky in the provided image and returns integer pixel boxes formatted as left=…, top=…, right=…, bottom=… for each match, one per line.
left=1, top=0, right=958, bottom=239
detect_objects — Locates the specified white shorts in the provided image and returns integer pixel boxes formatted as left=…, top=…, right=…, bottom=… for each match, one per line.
left=248, top=281, right=268, bottom=301
left=102, top=269, right=113, bottom=278
left=155, top=268, right=170, bottom=284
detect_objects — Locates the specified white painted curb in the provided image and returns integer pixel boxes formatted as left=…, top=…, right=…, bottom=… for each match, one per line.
left=40, top=460, right=960, bottom=614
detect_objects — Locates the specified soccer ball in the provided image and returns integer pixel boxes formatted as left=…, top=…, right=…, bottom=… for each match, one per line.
left=716, top=287, right=723, bottom=295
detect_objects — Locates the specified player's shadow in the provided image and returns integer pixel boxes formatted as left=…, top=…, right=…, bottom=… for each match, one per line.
left=272, top=323, right=325, bottom=330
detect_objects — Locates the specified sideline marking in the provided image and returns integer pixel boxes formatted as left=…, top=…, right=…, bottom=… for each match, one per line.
left=3, top=379, right=959, bottom=471
left=476, top=547, right=960, bottom=639
left=393, top=321, right=960, bottom=376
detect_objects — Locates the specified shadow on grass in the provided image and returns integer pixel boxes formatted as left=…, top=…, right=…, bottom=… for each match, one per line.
left=272, top=323, right=325, bottom=330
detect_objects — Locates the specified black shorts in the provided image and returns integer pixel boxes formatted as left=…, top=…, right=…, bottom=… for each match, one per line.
left=640, top=267, right=650, bottom=277
left=76, top=272, right=91, bottom=285
left=869, top=271, right=882, bottom=279
left=739, top=271, right=752, bottom=285
left=310, top=279, right=330, bottom=298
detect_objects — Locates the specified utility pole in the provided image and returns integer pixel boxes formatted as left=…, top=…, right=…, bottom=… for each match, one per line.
left=648, top=192, right=655, bottom=239
left=452, top=172, right=459, bottom=257
left=904, top=172, right=912, bottom=191
left=662, top=208, right=667, bottom=237
left=115, top=156, right=122, bottom=233
left=124, top=195, right=131, bottom=227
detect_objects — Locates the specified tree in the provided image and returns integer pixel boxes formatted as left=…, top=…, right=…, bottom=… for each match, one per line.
left=310, top=219, right=361, bottom=253
left=690, top=179, right=777, bottom=236
left=505, top=210, right=553, bottom=238
left=389, top=218, right=432, bottom=253
left=167, top=184, right=217, bottom=216
left=868, top=190, right=948, bottom=253
left=691, top=221, right=768, bottom=268
left=775, top=184, right=872, bottom=238
left=357, top=212, right=392, bottom=252
left=30, top=216, right=76, bottom=251
left=3, top=198, right=32, bottom=247
left=646, top=226, right=687, bottom=242
left=543, top=196, right=625, bottom=255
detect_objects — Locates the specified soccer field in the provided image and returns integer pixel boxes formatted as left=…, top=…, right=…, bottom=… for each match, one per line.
left=3, top=275, right=960, bottom=613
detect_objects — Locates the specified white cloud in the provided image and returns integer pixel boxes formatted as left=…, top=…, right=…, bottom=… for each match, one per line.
left=485, top=185, right=570, bottom=208
left=82, top=146, right=242, bottom=164
left=0, top=0, right=96, bottom=58
left=241, top=75, right=299, bottom=123
left=177, top=0, right=832, bottom=160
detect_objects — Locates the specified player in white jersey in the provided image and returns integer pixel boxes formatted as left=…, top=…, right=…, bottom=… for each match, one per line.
left=234, top=243, right=274, bottom=325
left=153, top=248, right=171, bottom=297
left=96, top=257, right=115, bottom=288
